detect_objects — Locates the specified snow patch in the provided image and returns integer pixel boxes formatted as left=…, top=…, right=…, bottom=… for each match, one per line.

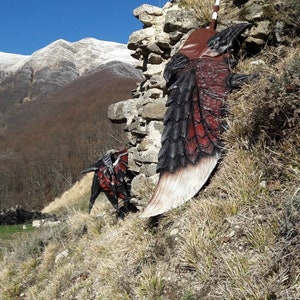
left=0, top=38, right=136, bottom=77
left=0, top=52, right=29, bottom=75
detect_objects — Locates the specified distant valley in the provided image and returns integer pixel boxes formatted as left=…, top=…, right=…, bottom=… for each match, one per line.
left=0, top=38, right=142, bottom=210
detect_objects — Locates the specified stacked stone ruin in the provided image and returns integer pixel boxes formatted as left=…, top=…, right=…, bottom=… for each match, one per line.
left=108, top=2, right=200, bottom=207
left=107, top=1, right=278, bottom=208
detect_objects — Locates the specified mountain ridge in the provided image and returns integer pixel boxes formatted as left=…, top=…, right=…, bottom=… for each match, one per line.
left=0, top=37, right=134, bottom=77
left=0, top=37, right=138, bottom=112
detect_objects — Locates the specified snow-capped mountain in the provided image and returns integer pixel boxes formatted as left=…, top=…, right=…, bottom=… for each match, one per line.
left=0, top=38, right=140, bottom=112
left=0, top=52, right=29, bottom=79
left=0, top=38, right=135, bottom=77
left=0, top=52, right=28, bottom=71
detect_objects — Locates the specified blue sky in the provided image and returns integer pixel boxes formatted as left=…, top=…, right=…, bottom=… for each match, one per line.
left=0, top=0, right=169, bottom=55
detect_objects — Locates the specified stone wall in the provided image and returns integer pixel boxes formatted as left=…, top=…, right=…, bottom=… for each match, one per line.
left=108, top=2, right=199, bottom=207
left=107, top=1, right=281, bottom=207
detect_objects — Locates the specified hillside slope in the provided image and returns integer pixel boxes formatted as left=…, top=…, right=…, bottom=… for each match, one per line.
left=1, top=44, right=298, bottom=300
left=0, top=61, right=142, bottom=209
left=0, top=1, right=299, bottom=299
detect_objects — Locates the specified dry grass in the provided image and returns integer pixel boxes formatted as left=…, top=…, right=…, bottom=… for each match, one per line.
left=1, top=4, right=299, bottom=300
left=179, top=0, right=242, bottom=26
left=42, top=172, right=93, bottom=214
left=179, top=0, right=215, bottom=25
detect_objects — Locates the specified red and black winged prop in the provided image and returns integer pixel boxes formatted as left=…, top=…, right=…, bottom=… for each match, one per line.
left=81, top=148, right=137, bottom=217
left=141, top=1, right=254, bottom=218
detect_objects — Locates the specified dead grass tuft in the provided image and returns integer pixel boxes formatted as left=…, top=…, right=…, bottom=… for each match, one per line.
left=179, top=0, right=215, bottom=25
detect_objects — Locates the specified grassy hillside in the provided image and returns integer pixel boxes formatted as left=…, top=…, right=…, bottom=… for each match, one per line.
left=1, top=44, right=299, bottom=299
left=0, top=1, right=299, bottom=299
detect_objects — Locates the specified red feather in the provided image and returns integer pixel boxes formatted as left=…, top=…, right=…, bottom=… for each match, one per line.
left=141, top=22, right=252, bottom=218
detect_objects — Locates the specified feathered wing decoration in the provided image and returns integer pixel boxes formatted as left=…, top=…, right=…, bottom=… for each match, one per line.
left=140, top=20, right=252, bottom=218
left=141, top=155, right=220, bottom=217
left=81, top=148, right=137, bottom=216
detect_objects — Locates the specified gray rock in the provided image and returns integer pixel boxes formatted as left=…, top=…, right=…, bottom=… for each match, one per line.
left=128, top=147, right=142, bottom=172
left=55, top=249, right=69, bottom=263
left=133, top=4, right=163, bottom=26
left=149, top=75, right=166, bottom=89
left=147, top=43, right=164, bottom=55
left=250, top=21, right=270, bottom=40
left=143, top=63, right=166, bottom=79
left=147, top=120, right=164, bottom=134
left=130, top=173, right=158, bottom=202
left=164, top=9, right=198, bottom=33
left=143, top=88, right=164, bottom=101
left=139, top=13, right=165, bottom=28
left=155, top=32, right=172, bottom=50
left=134, top=146, right=159, bottom=164
left=148, top=53, right=164, bottom=64
left=245, top=37, right=265, bottom=52
left=128, top=27, right=156, bottom=51
left=240, top=1, right=266, bottom=21
left=32, top=219, right=61, bottom=228
left=142, top=102, right=167, bottom=121
left=108, top=99, right=138, bottom=124
left=168, top=30, right=185, bottom=44
left=140, top=163, right=157, bottom=177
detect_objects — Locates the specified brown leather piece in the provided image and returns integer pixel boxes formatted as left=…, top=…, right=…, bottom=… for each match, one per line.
left=179, top=28, right=221, bottom=60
